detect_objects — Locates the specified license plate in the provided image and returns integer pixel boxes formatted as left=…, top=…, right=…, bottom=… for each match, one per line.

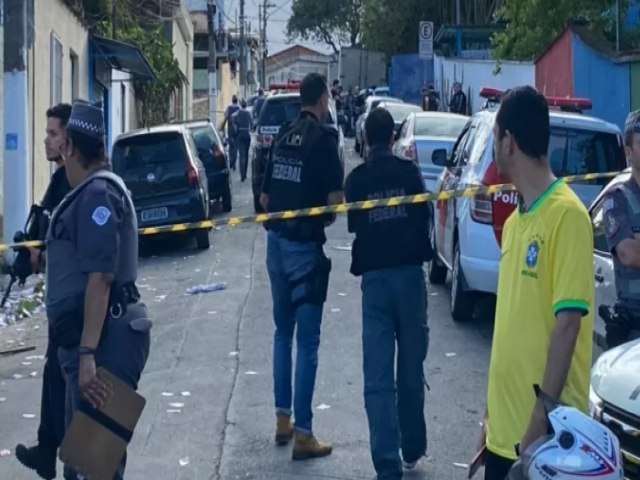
left=141, top=207, right=168, bottom=222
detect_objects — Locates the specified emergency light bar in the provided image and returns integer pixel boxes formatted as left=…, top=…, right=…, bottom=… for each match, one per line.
left=478, top=87, right=592, bottom=112
left=268, top=81, right=301, bottom=91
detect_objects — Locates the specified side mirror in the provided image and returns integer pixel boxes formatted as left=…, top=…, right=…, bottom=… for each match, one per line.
left=337, top=113, right=347, bottom=126
left=431, top=148, right=448, bottom=167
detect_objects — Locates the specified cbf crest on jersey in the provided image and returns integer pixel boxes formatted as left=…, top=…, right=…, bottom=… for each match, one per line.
left=522, top=233, right=544, bottom=279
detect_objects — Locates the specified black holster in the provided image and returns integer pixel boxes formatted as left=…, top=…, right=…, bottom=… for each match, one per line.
left=604, top=304, right=635, bottom=349
left=290, top=249, right=332, bottom=308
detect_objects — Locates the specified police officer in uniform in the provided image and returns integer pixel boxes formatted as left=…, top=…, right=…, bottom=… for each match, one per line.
left=232, top=98, right=253, bottom=181
left=603, top=110, right=640, bottom=348
left=16, top=103, right=73, bottom=480
left=345, top=107, right=432, bottom=480
left=45, top=101, right=152, bottom=480
left=260, top=73, right=344, bottom=460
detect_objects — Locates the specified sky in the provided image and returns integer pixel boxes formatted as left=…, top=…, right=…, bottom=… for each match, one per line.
left=184, top=0, right=332, bottom=55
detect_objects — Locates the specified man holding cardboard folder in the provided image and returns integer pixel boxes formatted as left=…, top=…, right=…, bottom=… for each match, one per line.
left=41, top=101, right=152, bottom=480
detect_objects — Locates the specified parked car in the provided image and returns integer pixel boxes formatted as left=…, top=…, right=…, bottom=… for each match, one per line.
left=589, top=338, right=640, bottom=479
left=358, top=101, right=422, bottom=159
left=374, top=86, right=390, bottom=97
left=393, top=112, right=468, bottom=192
left=174, top=119, right=232, bottom=213
left=111, top=124, right=212, bottom=250
left=250, top=92, right=346, bottom=212
left=429, top=87, right=627, bottom=321
left=354, top=95, right=404, bottom=155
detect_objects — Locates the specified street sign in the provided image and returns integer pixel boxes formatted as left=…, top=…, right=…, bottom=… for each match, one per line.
left=419, top=21, right=434, bottom=60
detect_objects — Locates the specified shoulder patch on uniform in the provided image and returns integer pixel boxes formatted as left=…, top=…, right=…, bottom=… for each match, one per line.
left=604, top=196, right=614, bottom=212
left=91, top=205, right=112, bottom=226
left=604, top=211, right=621, bottom=238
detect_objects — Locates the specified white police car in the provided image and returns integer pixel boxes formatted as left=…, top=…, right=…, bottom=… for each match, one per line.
left=590, top=338, right=640, bottom=479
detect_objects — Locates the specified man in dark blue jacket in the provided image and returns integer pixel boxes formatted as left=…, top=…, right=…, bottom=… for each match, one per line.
left=345, top=107, right=432, bottom=480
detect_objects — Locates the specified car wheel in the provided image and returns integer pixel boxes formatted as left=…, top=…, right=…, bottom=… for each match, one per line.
left=196, top=229, right=211, bottom=250
left=428, top=221, right=447, bottom=285
left=222, top=184, right=232, bottom=213
left=450, top=242, right=475, bottom=321
left=254, top=194, right=265, bottom=213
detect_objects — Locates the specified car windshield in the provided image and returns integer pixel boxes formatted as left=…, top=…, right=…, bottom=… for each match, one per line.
left=384, top=104, right=422, bottom=123
left=259, top=98, right=335, bottom=126
left=413, top=116, right=469, bottom=138
left=112, top=132, right=185, bottom=171
left=548, top=127, right=626, bottom=177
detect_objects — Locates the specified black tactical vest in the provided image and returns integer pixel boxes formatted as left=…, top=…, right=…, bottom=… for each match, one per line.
left=265, top=114, right=331, bottom=243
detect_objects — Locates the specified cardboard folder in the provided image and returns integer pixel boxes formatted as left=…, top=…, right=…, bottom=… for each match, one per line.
left=59, top=367, right=146, bottom=480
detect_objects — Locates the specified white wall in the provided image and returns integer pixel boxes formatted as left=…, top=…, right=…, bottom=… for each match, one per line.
left=433, top=55, right=535, bottom=115
left=109, top=69, right=135, bottom=153
left=31, top=0, right=90, bottom=202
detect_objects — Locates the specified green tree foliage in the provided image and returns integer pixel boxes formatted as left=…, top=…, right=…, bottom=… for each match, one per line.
left=361, top=0, right=501, bottom=58
left=76, top=0, right=184, bottom=126
left=286, top=0, right=363, bottom=53
left=491, top=0, right=622, bottom=60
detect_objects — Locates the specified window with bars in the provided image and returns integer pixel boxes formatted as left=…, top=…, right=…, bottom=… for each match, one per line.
left=50, top=33, right=63, bottom=107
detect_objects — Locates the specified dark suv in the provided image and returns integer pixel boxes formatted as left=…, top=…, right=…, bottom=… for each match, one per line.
left=250, top=93, right=345, bottom=212
left=174, top=119, right=232, bottom=212
left=111, top=125, right=212, bottom=250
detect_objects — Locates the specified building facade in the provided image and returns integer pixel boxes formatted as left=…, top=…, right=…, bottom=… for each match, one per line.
left=266, top=45, right=330, bottom=86
left=166, top=1, right=194, bottom=121
left=535, top=23, right=640, bottom=131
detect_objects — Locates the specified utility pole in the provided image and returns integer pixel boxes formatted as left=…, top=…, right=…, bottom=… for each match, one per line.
left=615, top=0, right=620, bottom=51
left=112, top=0, right=116, bottom=39
left=261, top=0, right=275, bottom=88
left=239, top=0, right=245, bottom=97
left=3, top=0, right=30, bottom=251
left=258, top=6, right=262, bottom=86
left=207, top=0, right=218, bottom=127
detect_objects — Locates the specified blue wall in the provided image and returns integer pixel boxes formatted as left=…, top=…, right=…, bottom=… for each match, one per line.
left=572, top=33, right=629, bottom=131
left=389, top=54, right=434, bottom=106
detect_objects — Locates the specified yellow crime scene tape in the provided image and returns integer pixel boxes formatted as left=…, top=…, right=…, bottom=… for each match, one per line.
left=0, top=170, right=621, bottom=253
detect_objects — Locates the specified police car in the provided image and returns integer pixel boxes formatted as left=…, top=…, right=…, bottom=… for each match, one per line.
left=249, top=87, right=346, bottom=213
left=429, top=87, right=627, bottom=321
left=589, top=338, right=640, bottom=479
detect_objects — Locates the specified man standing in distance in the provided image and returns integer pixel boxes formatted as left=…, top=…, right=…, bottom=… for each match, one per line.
left=221, top=95, right=241, bottom=170
left=16, top=103, right=73, bottom=480
left=260, top=73, right=344, bottom=460
left=345, top=107, right=431, bottom=480
left=478, top=86, right=594, bottom=479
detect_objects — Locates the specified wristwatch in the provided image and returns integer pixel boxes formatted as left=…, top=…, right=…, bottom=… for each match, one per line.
left=79, top=346, right=97, bottom=356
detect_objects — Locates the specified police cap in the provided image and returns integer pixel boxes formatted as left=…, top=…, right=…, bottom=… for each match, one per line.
left=67, top=100, right=105, bottom=142
left=624, top=110, right=640, bottom=135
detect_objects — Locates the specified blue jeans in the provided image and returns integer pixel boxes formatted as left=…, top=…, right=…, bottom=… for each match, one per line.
left=361, top=266, right=429, bottom=480
left=266, top=231, right=325, bottom=433
left=228, top=137, right=238, bottom=169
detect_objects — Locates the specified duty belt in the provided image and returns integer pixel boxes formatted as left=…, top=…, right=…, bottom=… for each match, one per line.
left=109, top=283, right=141, bottom=319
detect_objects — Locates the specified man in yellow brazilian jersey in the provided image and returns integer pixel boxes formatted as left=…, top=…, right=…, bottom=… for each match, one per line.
left=476, top=86, right=594, bottom=480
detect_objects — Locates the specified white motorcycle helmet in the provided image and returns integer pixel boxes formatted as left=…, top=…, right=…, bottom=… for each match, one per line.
left=509, top=400, right=624, bottom=480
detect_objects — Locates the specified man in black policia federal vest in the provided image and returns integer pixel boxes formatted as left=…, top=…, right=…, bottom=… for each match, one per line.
left=602, top=109, right=640, bottom=348
left=260, top=72, right=344, bottom=460
left=41, top=100, right=152, bottom=480
left=345, top=107, right=432, bottom=480
left=15, top=103, right=73, bottom=480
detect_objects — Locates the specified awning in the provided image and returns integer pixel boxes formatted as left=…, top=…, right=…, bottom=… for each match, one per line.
left=90, top=35, right=157, bottom=81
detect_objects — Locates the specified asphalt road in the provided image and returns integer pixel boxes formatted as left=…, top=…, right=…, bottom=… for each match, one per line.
left=0, top=140, right=497, bottom=480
